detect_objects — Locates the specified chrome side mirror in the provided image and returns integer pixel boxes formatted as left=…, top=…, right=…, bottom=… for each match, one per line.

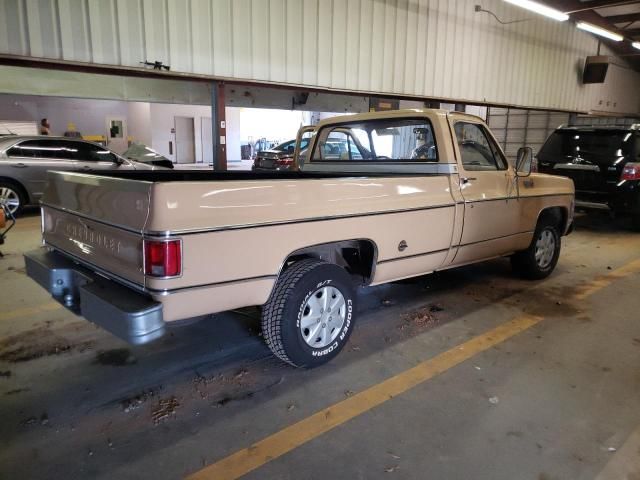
left=515, top=147, right=533, bottom=177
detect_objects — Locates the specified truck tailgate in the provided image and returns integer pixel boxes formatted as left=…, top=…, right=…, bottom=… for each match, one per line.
left=40, top=171, right=151, bottom=287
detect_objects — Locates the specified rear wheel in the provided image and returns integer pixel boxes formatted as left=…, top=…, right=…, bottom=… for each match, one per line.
left=512, top=220, right=561, bottom=279
left=261, top=258, right=356, bottom=368
left=0, top=181, right=25, bottom=217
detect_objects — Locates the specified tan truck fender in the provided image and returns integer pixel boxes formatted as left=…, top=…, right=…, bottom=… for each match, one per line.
left=274, top=239, right=379, bottom=290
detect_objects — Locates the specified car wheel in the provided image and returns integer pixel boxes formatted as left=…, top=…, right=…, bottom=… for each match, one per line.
left=0, top=181, right=26, bottom=217
left=511, top=220, right=561, bottom=280
left=261, top=258, right=356, bottom=368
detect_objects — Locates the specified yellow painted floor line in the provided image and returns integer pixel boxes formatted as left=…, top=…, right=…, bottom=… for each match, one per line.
left=595, top=424, right=640, bottom=480
left=573, top=258, right=640, bottom=301
left=187, top=257, right=640, bottom=480
left=0, top=301, right=61, bottom=322
left=186, top=314, right=544, bottom=480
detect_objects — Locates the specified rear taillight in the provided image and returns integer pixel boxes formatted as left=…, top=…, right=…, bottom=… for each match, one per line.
left=276, top=156, right=294, bottom=166
left=144, top=239, right=182, bottom=277
left=621, top=163, right=640, bottom=181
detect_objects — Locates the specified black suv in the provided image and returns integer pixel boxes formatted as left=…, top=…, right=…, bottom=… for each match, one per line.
left=537, top=125, right=640, bottom=229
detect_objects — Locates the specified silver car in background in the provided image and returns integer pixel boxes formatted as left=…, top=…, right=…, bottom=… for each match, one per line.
left=0, top=136, right=156, bottom=215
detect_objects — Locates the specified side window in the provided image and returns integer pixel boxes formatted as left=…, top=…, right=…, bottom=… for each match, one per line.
left=311, top=118, right=437, bottom=162
left=6, top=140, right=48, bottom=158
left=73, top=142, right=118, bottom=163
left=47, top=140, right=77, bottom=160
left=454, top=122, right=507, bottom=171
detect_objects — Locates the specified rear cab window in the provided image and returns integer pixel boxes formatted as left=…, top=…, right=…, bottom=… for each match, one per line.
left=311, top=118, right=438, bottom=163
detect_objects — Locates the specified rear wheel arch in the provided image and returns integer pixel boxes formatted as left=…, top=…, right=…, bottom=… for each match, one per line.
left=277, top=239, right=378, bottom=286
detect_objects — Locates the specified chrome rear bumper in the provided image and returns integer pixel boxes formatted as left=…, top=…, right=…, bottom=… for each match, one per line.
left=24, top=249, right=165, bottom=345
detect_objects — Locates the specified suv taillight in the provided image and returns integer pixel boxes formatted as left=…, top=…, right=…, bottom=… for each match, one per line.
left=621, top=163, right=640, bottom=181
left=144, top=239, right=181, bottom=277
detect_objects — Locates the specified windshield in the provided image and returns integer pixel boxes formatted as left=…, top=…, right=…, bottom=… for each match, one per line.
left=124, top=143, right=170, bottom=162
left=275, top=139, right=309, bottom=153
left=539, top=130, right=634, bottom=160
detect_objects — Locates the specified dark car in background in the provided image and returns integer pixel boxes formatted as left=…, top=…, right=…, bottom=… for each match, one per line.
left=537, top=125, right=640, bottom=229
left=252, top=138, right=310, bottom=171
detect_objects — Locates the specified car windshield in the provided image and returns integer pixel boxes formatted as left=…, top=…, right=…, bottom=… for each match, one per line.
left=124, top=143, right=170, bottom=163
left=274, top=139, right=309, bottom=153
left=539, top=130, right=633, bottom=160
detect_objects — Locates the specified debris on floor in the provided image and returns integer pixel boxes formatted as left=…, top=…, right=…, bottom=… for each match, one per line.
left=488, top=396, right=500, bottom=405
left=0, top=328, right=94, bottom=363
left=152, top=396, right=181, bottom=424
left=94, top=348, right=137, bottom=366
left=121, top=388, right=161, bottom=413
left=399, top=304, right=442, bottom=332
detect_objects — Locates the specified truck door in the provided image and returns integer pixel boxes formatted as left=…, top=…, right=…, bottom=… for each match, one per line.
left=293, top=125, right=316, bottom=170
left=449, top=118, right=521, bottom=263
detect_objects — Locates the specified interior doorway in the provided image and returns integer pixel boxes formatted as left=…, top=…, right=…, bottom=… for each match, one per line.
left=174, top=116, right=195, bottom=164
left=106, top=117, right=127, bottom=154
left=201, top=117, right=213, bottom=165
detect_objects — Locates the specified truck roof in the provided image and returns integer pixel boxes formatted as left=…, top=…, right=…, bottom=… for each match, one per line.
left=315, top=108, right=484, bottom=129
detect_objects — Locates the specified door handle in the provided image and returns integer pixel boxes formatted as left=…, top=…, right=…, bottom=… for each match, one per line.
left=461, top=177, right=477, bottom=184
left=10, top=163, right=27, bottom=168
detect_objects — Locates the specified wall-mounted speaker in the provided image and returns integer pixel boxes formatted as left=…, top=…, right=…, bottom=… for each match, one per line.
left=582, top=56, right=609, bottom=84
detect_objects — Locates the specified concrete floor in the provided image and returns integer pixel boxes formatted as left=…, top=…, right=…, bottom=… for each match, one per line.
left=1, top=210, right=639, bottom=480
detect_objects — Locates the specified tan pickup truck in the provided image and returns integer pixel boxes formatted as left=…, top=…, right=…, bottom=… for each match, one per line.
left=24, top=109, right=574, bottom=367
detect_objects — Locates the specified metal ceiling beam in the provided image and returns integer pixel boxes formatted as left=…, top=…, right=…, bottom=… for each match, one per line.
left=557, top=0, right=640, bottom=14
left=602, top=12, right=640, bottom=23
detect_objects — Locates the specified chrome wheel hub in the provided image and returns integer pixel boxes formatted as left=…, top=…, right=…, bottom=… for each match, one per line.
left=535, top=229, right=556, bottom=269
left=300, top=286, right=346, bottom=348
left=0, top=187, right=20, bottom=215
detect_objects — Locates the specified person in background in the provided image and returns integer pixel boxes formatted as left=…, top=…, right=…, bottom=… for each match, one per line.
left=40, top=118, right=50, bottom=135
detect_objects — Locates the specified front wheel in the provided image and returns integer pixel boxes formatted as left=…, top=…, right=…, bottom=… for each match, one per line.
left=0, top=181, right=25, bottom=217
left=261, top=259, right=356, bottom=368
left=511, top=222, right=561, bottom=279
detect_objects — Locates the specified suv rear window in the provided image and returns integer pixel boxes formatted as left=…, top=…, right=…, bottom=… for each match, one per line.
left=539, top=130, right=636, bottom=161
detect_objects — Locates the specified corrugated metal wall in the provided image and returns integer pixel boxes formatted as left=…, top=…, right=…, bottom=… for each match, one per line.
left=487, top=107, right=570, bottom=161
left=1, top=0, right=639, bottom=114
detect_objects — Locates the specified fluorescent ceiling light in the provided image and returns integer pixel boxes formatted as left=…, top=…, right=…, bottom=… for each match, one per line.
left=633, top=42, right=640, bottom=50
left=503, top=0, right=569, bottom=21
left=576, top=22, right=623, bottom=42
